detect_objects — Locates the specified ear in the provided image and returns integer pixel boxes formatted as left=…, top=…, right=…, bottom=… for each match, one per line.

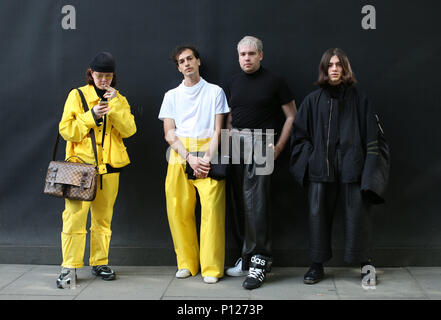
left=259, top=51, right=264, bottom=61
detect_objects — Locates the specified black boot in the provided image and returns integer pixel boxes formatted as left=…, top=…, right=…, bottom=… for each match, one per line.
left=242, top=254, right=272, bottom=290
left=92, top=265, right=116, bottom=281
left=303, top=262, right=324, bottom=285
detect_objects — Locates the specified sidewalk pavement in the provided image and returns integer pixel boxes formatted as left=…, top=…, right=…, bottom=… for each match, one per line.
left=0, top=264, right=440, bottom=300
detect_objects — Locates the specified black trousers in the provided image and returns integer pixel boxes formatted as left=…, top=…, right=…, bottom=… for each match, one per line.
left=307, top=181, right=373, bottom=264
left=227, top=130, right=273, bottom=270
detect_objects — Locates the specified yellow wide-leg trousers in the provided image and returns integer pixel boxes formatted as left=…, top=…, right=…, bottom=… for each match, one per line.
left=165, top=138, right=226, bottom=278
left=61, top=172, right=119, bottom=268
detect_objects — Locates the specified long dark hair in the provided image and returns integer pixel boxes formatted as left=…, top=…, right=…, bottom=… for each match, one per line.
left=316, top=48, right=357, bottom=87
left=86, top=68, right=117, bottom=87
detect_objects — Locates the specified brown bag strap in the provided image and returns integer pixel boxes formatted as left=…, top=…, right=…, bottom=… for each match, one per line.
left=53, top=88, right=99, bottom=167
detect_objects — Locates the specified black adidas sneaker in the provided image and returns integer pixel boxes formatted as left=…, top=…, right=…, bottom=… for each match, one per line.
left=242, top=254, right=272, bottom=290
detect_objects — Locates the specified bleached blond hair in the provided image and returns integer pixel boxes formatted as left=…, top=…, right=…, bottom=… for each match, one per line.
left=237, top=36, right=263, bottom=53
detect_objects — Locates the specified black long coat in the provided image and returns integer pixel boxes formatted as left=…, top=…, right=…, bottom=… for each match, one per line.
left=289, top=85, right=390, bottom=204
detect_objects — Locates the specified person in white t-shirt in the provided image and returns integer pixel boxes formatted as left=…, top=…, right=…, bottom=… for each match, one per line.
left=158, top=45, right=230, bottom=284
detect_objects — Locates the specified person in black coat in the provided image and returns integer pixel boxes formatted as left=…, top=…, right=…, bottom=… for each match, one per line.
left=290, top=48, right=390, bottom=284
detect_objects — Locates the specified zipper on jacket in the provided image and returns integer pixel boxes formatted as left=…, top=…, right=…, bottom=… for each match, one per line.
left=326, top=99, right=333, bottom=177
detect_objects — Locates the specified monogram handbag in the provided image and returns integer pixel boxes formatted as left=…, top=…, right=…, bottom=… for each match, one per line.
left=44, top=89, right=99, bottom=201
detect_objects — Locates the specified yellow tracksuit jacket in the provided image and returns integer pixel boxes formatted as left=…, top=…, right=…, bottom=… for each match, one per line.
left=59, top=84, right=136, bottom=173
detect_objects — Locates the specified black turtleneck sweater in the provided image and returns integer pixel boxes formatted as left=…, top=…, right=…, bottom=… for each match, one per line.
left=224, top=66, right=294, bottom=130
left=324, top=83, right=346, bottom=100
left=323, top=83, right=348, bottom=179
left=94, top=86, right=107, bottom=100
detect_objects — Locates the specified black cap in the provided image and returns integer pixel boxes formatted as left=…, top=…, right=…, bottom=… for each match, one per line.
left=90, top=52, right=115, bottom=73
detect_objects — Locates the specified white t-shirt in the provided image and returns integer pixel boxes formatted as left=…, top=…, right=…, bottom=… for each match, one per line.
left=158, top=77, right=230, bottom=138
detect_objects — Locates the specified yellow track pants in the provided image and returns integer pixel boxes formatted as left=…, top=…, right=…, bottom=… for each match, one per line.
left=165, top=138, right=226, bottom=278
left=61, top=173, right=119, bottom=268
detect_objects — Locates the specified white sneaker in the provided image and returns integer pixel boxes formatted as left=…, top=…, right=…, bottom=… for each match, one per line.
left=226, top=258, right=248, bottom=277
left=203, top=276, right=218, bottom=284
left=175, top=268, right=191, bottom=278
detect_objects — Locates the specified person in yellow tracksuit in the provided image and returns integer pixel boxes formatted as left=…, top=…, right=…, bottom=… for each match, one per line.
left=56, top=52, right=136, bottom=288
left=159, top=45, right=230, bottom=284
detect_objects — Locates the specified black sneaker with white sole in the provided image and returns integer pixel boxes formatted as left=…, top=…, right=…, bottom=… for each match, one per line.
left=242, top=254, right=272, bottom=290
left=92, top=265, right=116, bottom=280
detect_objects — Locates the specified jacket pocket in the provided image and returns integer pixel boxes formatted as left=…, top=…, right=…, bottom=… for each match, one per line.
left=308, top=149, right=324, bottom=178
left=109, top=128, right=129, bottom=166
left=342, top=146, right=364, bottom=178
left=71, top=137, right=96, bottom=165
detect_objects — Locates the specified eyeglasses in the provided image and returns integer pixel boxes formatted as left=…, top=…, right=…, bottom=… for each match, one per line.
left=92, top=72, right=113, bottom=80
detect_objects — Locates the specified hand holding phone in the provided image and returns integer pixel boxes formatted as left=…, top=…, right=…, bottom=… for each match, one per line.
left=93, top=99, right=110, bottom=118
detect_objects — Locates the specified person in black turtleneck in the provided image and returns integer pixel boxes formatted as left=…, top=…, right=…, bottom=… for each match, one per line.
left=224, top=36, right=297, bottom=290
left=290, top=48, right=389, bottom=285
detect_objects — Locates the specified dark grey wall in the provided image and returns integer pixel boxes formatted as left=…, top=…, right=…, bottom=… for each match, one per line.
left=1, top=0, right=440, bottom=266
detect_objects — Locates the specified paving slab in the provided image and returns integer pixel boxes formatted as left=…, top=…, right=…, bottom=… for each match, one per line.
left=250, top=268, right=339, bottom=300
left=331, top=267, right=428, bottom=299
left=76, top=274, right=173, bottom=300
left=0, top=265, right=94, bottom=297
left=407, top=267, right=441, bottom=300
left=0, top=265, right=34, bottom=292
left=163, top=274, right=251, bottom=300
